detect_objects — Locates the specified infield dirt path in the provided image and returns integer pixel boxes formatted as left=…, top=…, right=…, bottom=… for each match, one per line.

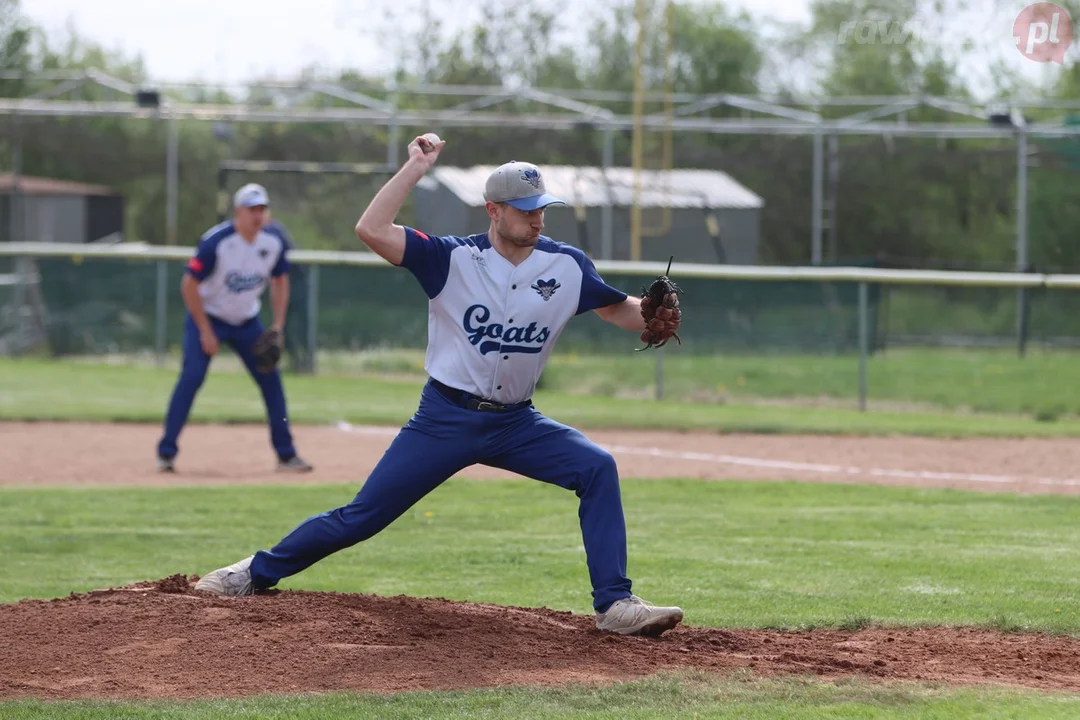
left=5, top=420, right=1080, bottom=701
left=4, top=420, right=1080, bottom=495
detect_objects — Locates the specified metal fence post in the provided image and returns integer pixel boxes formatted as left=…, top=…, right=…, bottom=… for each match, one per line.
left=858, top=281, right=869, bottom=412
left=13, top=255, right=26, bottom=355
left=1016, top=126, right=1029, bottom=357
left=306, top=264, right=319, bottom=374
left=601, top=127, right=614, bottom=260
left=155, top=260, right=167, bottom=367
left=166, top=115, right=179, bottom=246
left=655, top=352, right=664, bottom=401
left=387, top=88, right=400, bottom=168
left=811, top=129, right=824, bottom=265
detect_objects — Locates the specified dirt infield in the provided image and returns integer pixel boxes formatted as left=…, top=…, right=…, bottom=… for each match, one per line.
left=5, top=577, right=1080, bottom=701
left=6, top=420, right=1080, bottom=494
left=5, top=420, right=1080, bottom=701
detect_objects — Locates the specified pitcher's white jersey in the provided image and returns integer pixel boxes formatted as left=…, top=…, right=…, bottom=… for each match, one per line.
left=399, top=227, right=626, bottom=404
left=186, top=221, right=291, bottom=326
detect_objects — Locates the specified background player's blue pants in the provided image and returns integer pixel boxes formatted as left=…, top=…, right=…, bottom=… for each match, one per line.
left=250, top=379, right=632, bottom=612
left=157, top=313, right=296, bottom=461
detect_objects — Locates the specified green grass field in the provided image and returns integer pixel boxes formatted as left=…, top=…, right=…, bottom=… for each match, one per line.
left=319, top=346, right=1080, bottom=418
left=5, top=355, right=1080, bottom=437
left=6, top=354, right=1080, bottom=716
left=8, top=676, right=1080, bottom=719
left=6, top=479, right=1080, bottom=717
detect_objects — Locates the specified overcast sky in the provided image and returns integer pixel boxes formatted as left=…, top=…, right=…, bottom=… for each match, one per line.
left=21, top=0, right=1073, bottom=98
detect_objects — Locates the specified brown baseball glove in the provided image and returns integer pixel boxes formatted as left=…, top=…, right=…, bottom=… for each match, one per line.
left=637, top=257, right=683, bottom=351
left=252, top=327, right=284, bottom=373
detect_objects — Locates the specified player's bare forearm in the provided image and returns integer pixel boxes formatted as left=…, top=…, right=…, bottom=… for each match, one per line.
left=180, top=274, right=213, bottom=334
left=354, top=158, right=429, bottom=266
left=594, top=296, right=646, bottom=332
left=356, top=133, right=445, bottom=265
left=270, top=275, right=289, bottom=330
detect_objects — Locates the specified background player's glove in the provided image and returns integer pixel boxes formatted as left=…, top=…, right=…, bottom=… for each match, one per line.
left=252, top=327, right=284, bottom=373
left=637, top=257, right=683, bottom=351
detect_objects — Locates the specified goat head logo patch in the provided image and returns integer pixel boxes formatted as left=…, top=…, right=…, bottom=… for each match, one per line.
left=531, top=278, right=560, bottom=301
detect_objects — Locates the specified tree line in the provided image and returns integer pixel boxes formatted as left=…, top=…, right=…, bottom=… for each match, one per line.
left=0, top=0, right=1079, bottom=271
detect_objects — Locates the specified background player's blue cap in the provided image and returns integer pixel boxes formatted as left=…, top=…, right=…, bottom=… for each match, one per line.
left=483, top=161, right=565, bottom=211
left=234, top=183, right=270, bottom=208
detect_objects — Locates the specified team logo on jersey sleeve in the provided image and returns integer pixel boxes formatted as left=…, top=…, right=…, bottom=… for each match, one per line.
left=463, top=304, right=551, bottom=355
left=531, top=278, right=560, bottom=300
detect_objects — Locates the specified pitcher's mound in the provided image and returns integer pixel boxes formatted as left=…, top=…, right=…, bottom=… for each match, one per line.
left=4, top=576, right=1080, bottom=700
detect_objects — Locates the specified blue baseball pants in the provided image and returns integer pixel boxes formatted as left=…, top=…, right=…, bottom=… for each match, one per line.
left=249, top=379, right=633, bottom=612
left=157, top=313, right=297, bottom=461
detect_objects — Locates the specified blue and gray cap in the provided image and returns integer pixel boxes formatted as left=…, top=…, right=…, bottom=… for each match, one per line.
left=233, top=183, right=270, bottom=209
left=483, top=161, right=564, bottom=211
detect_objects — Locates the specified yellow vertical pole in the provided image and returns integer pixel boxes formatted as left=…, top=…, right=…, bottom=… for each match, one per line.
left=630, top=0, right=647, bottom=262
left=660, top=0, right=673, bottom=234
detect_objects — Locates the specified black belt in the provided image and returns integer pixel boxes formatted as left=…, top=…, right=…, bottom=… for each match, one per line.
left=429, top=378, right=531, bottom=413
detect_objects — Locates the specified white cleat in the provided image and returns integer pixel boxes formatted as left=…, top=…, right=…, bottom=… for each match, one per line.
left=595, top=595, right=684, bottom=637
left=277, top=456, right=314, bottom=473
left=194, top=555, right=255, bottom=596
left=156, top=456, right=175, bottom=473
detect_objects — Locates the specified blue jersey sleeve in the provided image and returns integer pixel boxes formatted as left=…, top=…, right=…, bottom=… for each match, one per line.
left=271, top=245, right=290, bottom=277
left=400, top=226, right=458, bottom=299
left=265, top=222, right=292, bottom=277
left=576, top=254, right=628, bottom=315
left=186, top=223, right=232, bottom=282
left=186, top=239, right=218, bottom=282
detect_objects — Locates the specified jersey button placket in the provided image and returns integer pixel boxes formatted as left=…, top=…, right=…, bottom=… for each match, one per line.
left=495, top=274, right=523, bottom=398
left=488, top=272, right=514, bottom=399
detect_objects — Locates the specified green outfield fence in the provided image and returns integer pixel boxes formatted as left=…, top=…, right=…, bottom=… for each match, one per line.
left=3, top=242, right=1080, bottom=410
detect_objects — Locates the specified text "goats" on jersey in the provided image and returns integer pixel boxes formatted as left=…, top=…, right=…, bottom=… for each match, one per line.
left=399, top=227, right=627, bottom=405
left=186, top=221, right=291, bottom=326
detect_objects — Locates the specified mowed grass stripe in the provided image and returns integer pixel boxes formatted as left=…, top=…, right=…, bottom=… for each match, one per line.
left=5, top=357, right=1080, bottom=437
left=3, top=479, right=1080, bottom=634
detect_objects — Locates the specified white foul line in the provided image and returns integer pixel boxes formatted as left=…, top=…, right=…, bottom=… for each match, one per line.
left=603, top=445, right=1080, bottom=488
left=333, top=422, right=1080, bottom=489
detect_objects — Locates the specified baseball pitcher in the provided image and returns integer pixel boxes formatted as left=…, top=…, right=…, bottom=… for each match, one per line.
left=194, top=137, right=684, bottom=637
left=155, top=183, right=313, bottom=474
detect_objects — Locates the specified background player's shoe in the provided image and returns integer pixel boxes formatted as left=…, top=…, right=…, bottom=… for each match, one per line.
left=194, top=555, right=255, bottom=596
left=595, top=595, right=683, bottom=636
left=156, top=455, right=175, bottom=472
left=277, top=455, right=314, bottom=473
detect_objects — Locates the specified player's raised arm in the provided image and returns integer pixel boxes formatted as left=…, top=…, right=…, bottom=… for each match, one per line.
left=355, top=133, right=446, bottom=265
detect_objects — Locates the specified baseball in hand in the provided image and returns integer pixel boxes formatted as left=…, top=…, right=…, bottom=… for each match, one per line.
left=418, top=133, right=442, bottom=153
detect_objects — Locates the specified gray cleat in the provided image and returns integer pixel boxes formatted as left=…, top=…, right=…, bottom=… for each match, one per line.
left=277, top=455, right=314, bottom=473
left=194, top=555, right=255, bottom=596
left=156, top=456, right=175, bottom=473
left=595, top=595, right=684, bottom=636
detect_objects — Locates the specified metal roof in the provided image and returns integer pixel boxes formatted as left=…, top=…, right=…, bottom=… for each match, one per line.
left=427, top=165, right=764, bottom=210
left=0, top=174, right=118, bottom=196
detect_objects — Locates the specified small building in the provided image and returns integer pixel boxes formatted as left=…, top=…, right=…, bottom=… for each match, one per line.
left=414, top=165, right=763, bottom=264
left=0, top=174, right=125, bottom=244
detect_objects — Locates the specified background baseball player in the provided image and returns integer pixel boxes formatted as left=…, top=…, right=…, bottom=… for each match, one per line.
left=156, top=183, right=313, bottom=474
left=194, top=137, right=683, bottom=637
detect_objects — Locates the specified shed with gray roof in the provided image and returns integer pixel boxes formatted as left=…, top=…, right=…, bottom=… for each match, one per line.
left=414, top=165, right=763, bottom=264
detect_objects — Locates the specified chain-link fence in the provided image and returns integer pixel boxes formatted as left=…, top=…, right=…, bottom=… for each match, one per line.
left=4, top=247, right=1080, bottom=417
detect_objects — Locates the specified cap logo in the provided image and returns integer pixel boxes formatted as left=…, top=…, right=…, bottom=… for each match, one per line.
left=520, top=168, right=542, bottom=189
